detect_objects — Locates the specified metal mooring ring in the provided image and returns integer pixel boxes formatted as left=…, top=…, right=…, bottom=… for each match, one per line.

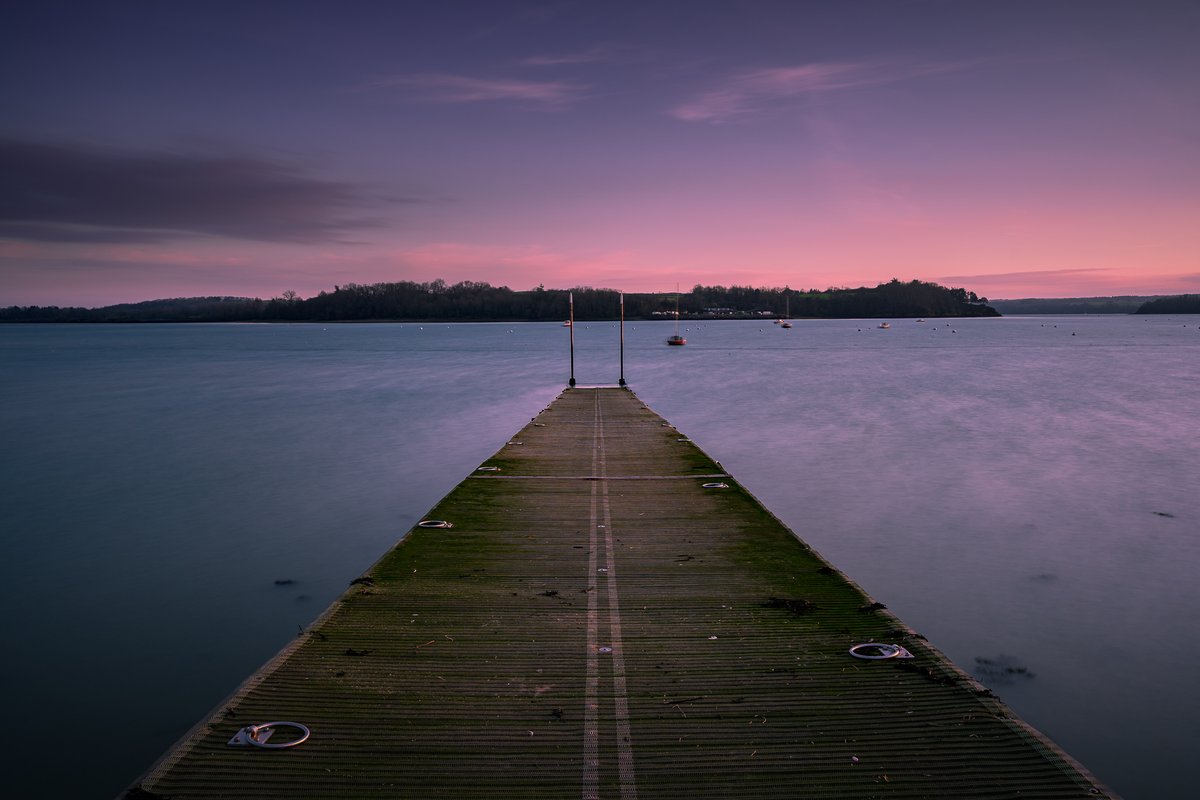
left=229, top=721, right=311, bottom=749
left=418, top=519, right=453, bottom=529
left=702, top=482, right=729, bottom=489
left=849, top=643, right=912, bottom=660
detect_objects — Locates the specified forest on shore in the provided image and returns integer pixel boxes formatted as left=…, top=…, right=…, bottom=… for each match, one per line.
left=1135, top=295, right=1200, bottom=314
left=2, top=278, right=999, bottom=322
left=989, top=296, right=1160, bottom=315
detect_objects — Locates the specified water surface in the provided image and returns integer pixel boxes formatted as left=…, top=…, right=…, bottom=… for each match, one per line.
left=1, top=317, right=1196, bottom=797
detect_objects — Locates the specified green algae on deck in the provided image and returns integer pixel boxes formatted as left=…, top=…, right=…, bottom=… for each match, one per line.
left=129, top=388, right=1116, bottom=799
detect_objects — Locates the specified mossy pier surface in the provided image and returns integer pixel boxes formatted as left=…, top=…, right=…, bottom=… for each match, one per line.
left=130, top=388, right=1115, bottom=799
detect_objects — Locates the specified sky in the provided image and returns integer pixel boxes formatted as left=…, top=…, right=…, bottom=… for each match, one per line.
left=2, top=0, right=1199, bottom=306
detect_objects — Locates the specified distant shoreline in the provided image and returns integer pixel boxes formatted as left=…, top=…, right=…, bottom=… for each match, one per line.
left=0, top=313, right=1009, bottom=324
left=1, top=277, right=1001, bottom=323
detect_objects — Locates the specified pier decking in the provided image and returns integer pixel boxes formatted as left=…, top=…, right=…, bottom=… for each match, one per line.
left=131, top=388, right=1114, bottom=798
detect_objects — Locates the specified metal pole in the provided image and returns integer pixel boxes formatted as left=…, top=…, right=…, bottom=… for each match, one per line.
left=618, top=293, right=627, bottom=387
left=568, top=292, right=576, bottom=387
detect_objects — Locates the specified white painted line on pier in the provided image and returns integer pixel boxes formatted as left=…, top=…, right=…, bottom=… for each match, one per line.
left=582, top=397, right=601, bottom=800
left=597, top=394, right=638, bottom=800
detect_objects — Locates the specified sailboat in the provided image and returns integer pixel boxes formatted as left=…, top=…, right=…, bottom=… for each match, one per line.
left=667, top=288, right=686, bottom=346
left=780, top=295, right=792, bottom=328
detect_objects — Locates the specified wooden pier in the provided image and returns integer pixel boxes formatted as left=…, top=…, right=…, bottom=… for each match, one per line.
left=130, top=387, right=1115, bottom=798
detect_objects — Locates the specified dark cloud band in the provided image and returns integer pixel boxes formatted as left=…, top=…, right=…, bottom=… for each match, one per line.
left=0, top=139, right=379, bottom=244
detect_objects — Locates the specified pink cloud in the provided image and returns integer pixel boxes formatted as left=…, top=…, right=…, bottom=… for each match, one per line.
left=365, top=73, right=587, bottom=106
left=672, top=60, right=969, bottom=122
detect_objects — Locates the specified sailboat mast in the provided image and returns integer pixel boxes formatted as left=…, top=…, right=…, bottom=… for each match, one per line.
left=666, top=284, right=687, bottom=345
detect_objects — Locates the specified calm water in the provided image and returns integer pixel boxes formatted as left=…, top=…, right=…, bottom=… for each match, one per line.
left=1, top=317, right=1197, bottom=798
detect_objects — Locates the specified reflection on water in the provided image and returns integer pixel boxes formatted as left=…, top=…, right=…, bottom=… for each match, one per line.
left=1, top=317, right=1197, bottom=797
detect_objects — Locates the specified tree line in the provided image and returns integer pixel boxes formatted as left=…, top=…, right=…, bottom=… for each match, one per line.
left=989, top=296, right=1160, bottom=315
left=1, top=278, right=999, bottom=322
left=1135, top=295, right=1200, bottom=314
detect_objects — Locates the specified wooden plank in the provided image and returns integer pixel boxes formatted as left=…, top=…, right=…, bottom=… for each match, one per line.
left=128, top=387, right=1116, bottom=799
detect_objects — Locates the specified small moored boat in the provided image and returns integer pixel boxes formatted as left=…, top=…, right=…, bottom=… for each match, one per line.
left=666, top=286, right=686, bottom=346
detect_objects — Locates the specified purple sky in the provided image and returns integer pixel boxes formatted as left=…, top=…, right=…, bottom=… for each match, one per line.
left=3, top=0, right=1199, bottom=306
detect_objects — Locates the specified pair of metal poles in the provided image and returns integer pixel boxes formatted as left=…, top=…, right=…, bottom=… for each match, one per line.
left=568, top=292, right=626, bottom=388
